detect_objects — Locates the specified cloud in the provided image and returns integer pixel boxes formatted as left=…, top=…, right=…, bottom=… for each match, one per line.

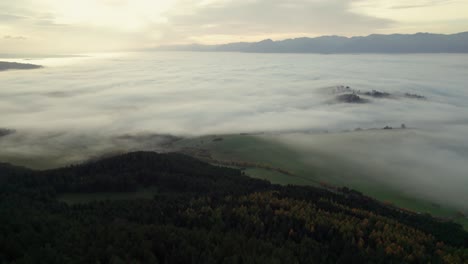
left=159, top=0, right=393, bottom=43
left=3, top=35, right=27, bottom=40
left=388, top=0, right=457, bottom=9
left=0, top=0, right=394, bottom=52
left=355, top=0, right=457, bottom=9
left=1, top=52, right=467, bottom=135
left=0, top=0, right=162, bottom=53
left=0, top=13, right=27, bottom=21
left=1, top=0, right=468, bottom=52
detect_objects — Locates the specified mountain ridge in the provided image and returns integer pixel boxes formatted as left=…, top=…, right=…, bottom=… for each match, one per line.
left=155, top=32, right=468, bottom=53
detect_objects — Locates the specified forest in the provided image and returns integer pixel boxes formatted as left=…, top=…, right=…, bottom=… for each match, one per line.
left=1, top=152, right=467, bottom=263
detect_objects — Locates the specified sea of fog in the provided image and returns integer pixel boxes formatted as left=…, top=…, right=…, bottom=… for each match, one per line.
left=1, top=52, right=468, bottom=211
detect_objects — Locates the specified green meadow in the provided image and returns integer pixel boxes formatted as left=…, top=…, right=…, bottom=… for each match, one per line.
left=173, top=134, right=467, bottom=228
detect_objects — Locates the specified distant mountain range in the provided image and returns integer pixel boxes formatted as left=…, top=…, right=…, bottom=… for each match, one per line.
left=156, top=32, right=468, bottom=53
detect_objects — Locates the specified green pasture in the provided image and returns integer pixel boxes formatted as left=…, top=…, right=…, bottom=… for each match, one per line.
left=174, top=134, right=466, bottom=228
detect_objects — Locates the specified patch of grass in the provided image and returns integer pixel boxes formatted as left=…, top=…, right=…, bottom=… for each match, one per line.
left=244, top=167, right=317, bottom=186
left=179, top=135, right=313, bottom=173
left=452, top=217, right=468, bottom=231
left=460, top=219, right=468, bottom=230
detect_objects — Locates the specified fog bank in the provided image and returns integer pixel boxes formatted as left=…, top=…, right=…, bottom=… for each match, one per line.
left=273, top=128, right=468, bottom=212
left=1, top=52, right=467, bottom=211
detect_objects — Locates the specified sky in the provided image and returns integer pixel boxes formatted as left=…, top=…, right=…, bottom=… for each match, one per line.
left=1, top=0, right=468, bottom=53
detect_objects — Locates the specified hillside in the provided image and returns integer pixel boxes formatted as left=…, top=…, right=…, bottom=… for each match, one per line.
left=172, top=134, right=468, bottom=226
left=0, top=152, right=467, bottom=263
left=156, top=32, right=468, bottom=53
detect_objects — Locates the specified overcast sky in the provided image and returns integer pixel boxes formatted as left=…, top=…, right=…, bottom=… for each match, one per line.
left=1, top=0, right=468, bottom=53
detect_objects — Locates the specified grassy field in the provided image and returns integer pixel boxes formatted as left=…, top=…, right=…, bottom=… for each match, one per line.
left=173, top=134, right=466, bottom=228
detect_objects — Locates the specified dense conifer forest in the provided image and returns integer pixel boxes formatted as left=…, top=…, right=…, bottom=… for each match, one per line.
left=1, top=152, right=467, bottom=263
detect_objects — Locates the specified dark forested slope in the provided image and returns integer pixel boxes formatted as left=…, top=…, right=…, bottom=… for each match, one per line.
left=1, top=152, right=467, bottom=263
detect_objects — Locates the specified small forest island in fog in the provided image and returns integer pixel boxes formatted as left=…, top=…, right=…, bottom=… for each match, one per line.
left=0, top=61, right=42, bottom=71
left=329, top=85, right=427, bottom=104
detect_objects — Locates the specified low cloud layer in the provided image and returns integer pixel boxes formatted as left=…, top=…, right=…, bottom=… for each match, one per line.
left=1, top=52, right=468, bottom=135
left=1, top=52, right=468, bottom=212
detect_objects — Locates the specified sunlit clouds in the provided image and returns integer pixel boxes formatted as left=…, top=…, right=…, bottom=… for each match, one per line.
left=1, top=0, right=467, bottom=53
